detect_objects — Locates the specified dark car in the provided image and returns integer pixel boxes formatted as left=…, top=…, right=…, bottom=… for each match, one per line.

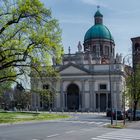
left=112, top=110, right=124, bottom=120
left=106, top=109, right=124, bottom=120
left=126, top=109, right=133, bottom=120
left=136, top=110, right=140, bottom=120
left=106, top=108, right=115, bottom=117
left=127, top=110, right=140, bottom=120
left=106, top=108, right=111, bottom=117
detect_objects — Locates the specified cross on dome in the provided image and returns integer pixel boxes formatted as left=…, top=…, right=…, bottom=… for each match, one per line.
left=97, top=5, right=100, bottom=10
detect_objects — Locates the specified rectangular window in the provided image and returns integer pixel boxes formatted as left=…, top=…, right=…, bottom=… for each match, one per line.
left=99, top=84, right=107, bottom=90
left=105, top=46, right=109, bottom=55
left=96, top=46, right=100, bottom=57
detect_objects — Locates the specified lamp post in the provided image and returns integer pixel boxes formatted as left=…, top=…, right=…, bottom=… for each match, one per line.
left=109, top=61, right=113, bottom=125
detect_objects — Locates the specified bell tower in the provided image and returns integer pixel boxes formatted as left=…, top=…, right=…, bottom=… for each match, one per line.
left=131, top=37, right=140, bottom=68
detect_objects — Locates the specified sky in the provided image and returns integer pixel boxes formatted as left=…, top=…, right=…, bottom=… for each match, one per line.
left=21, top=0, right=140, bottom=89
left=41, top=0, right=140, bottom=57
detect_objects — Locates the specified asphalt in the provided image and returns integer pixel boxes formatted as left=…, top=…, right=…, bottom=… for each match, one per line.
left=0, top=112, right=140, bottom=130
left=0, top=112, right=140, bottom=140
left=126, top=120, right=140, bottom=129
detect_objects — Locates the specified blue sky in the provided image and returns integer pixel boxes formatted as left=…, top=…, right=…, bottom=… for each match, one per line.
left=41, top=0, right=140, bottom=57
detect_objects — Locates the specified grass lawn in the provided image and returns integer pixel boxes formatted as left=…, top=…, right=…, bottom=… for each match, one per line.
left=0, top=112, right=69, bottom=124
left=107, top=123, right=125, bottom=129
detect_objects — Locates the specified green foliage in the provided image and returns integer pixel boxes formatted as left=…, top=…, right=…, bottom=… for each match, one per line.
left=134, top=65, right=140, bottom=100
left=14, top=90, right=31, bottom=110
left=0, top=81, right=12, bottom=92
left=31, top=88, right=55, bottom=110
left=0, top=0, right=63, bottom=83
left=0, top=80, right=13, bottom=100
left=126, top=64, right=140, bottom=103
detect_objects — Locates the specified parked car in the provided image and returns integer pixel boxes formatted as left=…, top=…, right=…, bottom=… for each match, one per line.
left=106, top=108, right=111, bottom=117
left=136, top=110, right=140, bottom=120
left=127, top=109, right=140, bottom=120
left=106, top=109, right=124, bottom=120
left=112, top=110, right=124, bottom=120
left=126, top=109, right=133, bottom=120
left=106, top=108, right=115, bottom=117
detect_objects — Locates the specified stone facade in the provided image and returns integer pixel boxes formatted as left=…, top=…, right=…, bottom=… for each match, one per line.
left=30, top=9, right=126, bottom=112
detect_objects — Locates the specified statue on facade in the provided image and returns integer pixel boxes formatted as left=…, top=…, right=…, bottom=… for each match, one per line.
left=116, top=53, right=122, bottom=63
left=77, top=41, right=82, bottom=52
left=88, top=53, right=92, bottom=64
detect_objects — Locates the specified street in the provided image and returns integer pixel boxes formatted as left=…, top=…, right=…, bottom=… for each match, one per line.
left=0, top=113, right=140, bottom=140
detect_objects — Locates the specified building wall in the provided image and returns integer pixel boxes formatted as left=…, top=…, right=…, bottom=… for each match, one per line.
left=30, top=62, right=125, bottom=112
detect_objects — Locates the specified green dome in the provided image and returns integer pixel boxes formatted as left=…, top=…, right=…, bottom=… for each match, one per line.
left=84, top=24, right=114, bottom=42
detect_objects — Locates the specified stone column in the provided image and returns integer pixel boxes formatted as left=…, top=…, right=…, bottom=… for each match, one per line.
left=116, top=81, right=122, bottom=110
left=89, top=79, right=92, bottom=111
left=98, top=93, right=100, bottom=112
left=60, top=80, right=64, bottom=111
left=51, top=79, right=56, bottom=110
left=110, top=79, right=114, bottom=109
left=81, top=80, right=85, bottom=111
left=79, top=91, right=82, bottom=111
left=89, top=79, right=94, bottom=111
left=106, top=93, right=108, bottom=109
left=65, top=92, right=67, bottom=110
left=92, top=81, right=96, bottom=112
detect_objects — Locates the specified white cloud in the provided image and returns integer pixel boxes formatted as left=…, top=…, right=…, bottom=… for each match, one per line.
left=81, top=0, right=108, bottom=7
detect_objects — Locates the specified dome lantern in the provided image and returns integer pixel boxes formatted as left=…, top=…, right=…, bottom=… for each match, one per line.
left=94, top=6, right=103, bottom=24
left=83, top=8, right=115, bottom=58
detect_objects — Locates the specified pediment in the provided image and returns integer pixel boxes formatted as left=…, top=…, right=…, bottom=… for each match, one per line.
left=59, top=64, right=88, bottom=75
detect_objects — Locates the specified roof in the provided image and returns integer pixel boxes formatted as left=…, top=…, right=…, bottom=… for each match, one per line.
left=94, top=10, right=103, bottom=17
left=84, top=24, right=114, bottom=42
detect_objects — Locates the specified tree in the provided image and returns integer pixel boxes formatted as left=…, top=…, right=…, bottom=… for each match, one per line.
left=0, top=0, right=63, bottom=83
left=14, top=84, right=31, bottom=110
left=126, top=64, right=140, bottom=120
left=39, top=89, right=54, bottom=111
left=0, top=81, right=13, bottom=108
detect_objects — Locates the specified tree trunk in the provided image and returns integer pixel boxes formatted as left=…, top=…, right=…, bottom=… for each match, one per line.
left=133, top=100, right=138, bottom=121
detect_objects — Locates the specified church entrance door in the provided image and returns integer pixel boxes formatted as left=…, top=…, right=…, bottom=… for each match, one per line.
left=100, top=94, right=106, bottom=112
left=67, top=84, right=79, bottom=111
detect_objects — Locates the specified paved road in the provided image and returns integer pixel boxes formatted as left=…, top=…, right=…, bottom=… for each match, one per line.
left=0, top=122, right=113, bottom=140
left=91, top=129, right=140, bottom=140
left=61, top=112, right=111, bottom=126
left=0, top=113, right=139, bottom=140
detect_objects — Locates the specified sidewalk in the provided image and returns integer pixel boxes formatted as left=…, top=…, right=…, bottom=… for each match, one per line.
left=126, top=120, right=140, bottom=129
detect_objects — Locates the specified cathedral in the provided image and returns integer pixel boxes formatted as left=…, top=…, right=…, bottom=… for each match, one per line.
left=31, top=9, right=126, bottom=112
